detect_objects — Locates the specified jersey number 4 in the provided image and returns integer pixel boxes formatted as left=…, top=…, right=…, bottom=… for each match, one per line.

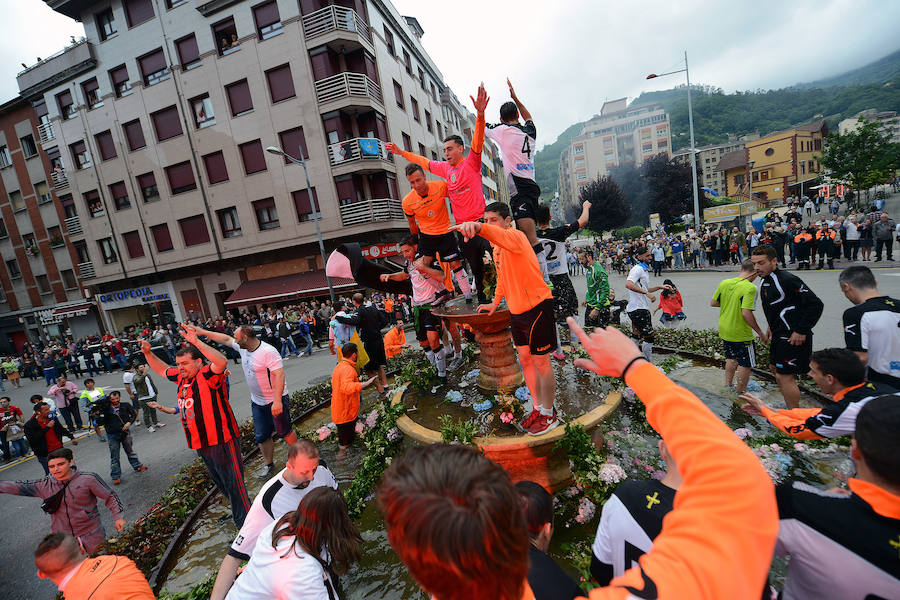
left=521, top=137, right=532, bottom=159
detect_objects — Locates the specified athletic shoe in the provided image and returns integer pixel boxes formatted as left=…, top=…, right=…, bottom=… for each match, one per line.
left=136, top=465, right=148, bottom=472
left=465, top=296, right=473, bottom=305
left=449, top=355, right=465, bottom=371
left=256, top=463, right=275, bottom=479
left=112, top=478, right=121, bottom=485
left=552, top=350, right=566, bottom=361
left=520, top=409, right=540, bottom=431
left=97, top=436, right=106, bottom=443
left=432, top=289, right=453, bottom=306
left=528, top=411, right=559, bottom=436
left=148, top=426, right=156, bottom=433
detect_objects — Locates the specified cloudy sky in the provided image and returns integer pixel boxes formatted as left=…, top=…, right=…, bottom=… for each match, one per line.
left=2, top=0, right=897, bottom=147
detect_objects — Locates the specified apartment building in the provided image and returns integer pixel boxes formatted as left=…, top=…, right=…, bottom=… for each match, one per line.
left=0, top=96, right=102, bottom=352
left=672, top=138, right=752, bottom=196
left=558, top=98, right=670, bottom=214
left=839, top=108, right=900, bottom=143
left=15, top=0, right=501, bottom=333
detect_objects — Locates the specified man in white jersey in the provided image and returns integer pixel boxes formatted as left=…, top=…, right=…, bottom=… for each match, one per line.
left=185, top=323, right=299, bottom=478
left=210, top=439, right=337, bottom=600
left=625, top=246, right=672, bottom=361
left=486, top=79, right=547, bottom=277
left=381, top=235, right=450, bottom=382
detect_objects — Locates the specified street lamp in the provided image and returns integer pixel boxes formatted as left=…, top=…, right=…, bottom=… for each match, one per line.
left=647, top=50, right=699, bottom=228
left=748, top=160, right=755, bottom=205
left=799, top=159, right=806, bottom=201
left=265, top=145, right=336, bottom=302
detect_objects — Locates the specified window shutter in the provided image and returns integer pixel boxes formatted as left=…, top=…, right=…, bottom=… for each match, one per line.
left=266, top=64, right=295, bottom=103
left=253, top=1, right=280, bottom=28
left=178, top=215, right=210, bottom=246
left=109, top=65, right=129, bottom=86
left=225, top=80, right=253, bottom=115
left=124, top=0, right=155, bottom=27
left=176, top=35, right=200, bottom=66
left=122, top=231, right=145, bottom=258
left=95, top=131, right=116, bottom=160
left=123, top=120, right=146, bottom=150
left=165, top=161, right=197, bottom=193
left=150, top=224, right=174, bottom=252
left=292, top=188, right=320, bottom=217
left=138, top=49, right=167, bottom=79
left=202, top=151, right=229, bottom=184
left=239, top=140, right=266, bottom=174
left=278, top=127, right=308, bottom=161
left=151, top=106, right=183, bottom=141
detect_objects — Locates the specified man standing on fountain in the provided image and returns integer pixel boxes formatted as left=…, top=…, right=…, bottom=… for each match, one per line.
left=386, top=84, right=492, bottom=303
left=454, top=203, right=558, bottom=435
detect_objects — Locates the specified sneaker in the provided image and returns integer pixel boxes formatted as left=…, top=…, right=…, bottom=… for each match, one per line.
left=520, top=409, right=540, bottom=430
left=552, top=349, right=566, bottom=361
left=528, top=411, right=559, bottom=436
left=256, top=463, right=276, bottom=479
left=449, top=355, right=465, bottom=371
left=465, top=296, right=473, bottom=305
left=98, top=436, right=106, bottom=443
left=148, top=426, right=156, bottom=433
left=136, top=465, right=148, bottom=472
left=112, top=478, right=121, bottom=485
left=432, top=289, right=453, bottom=306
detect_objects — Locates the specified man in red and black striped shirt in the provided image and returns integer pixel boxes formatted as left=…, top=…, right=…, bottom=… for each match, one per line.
left=141, top=327, right=251, bottom=528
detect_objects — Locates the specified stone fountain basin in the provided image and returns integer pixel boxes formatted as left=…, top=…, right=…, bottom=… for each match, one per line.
left=392, top=386, right=622, bottom=492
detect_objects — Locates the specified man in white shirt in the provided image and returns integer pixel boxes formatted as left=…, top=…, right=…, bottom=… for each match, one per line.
left=625, top=246, right=672, bottom=360
left=185, top=324, right=298, bottom=479
left=210, top=439, right=338, bottom=600
left=121, top=363, right=139, bottom=414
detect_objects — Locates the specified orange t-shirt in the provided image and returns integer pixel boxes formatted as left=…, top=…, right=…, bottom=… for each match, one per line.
left=402, top=181, right=451, bottom=235
left=479, top=223, right=552, bottom=315
left=384, top=328, right=406, bottom=358
left=62, top=555, right=154, bottom=600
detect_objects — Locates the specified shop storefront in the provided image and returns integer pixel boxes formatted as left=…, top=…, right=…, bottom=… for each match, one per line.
left=97, top=282, right=184, bottom=334
left=37, top=303, right=103, bottom=340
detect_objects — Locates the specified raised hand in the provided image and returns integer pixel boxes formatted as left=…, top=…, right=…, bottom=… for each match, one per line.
left=568, top=317, right=643, bottom=377
left=139, top=339, right=151, bottom=354
left=506, top=78, right=517, bottom=99
left=384, top=141, right=401, bottom=155
left=449, top=222, right=481, bottom=242
left=180, top=323, right=200, bottom=345
left=470, top=82, right=489, bottom=114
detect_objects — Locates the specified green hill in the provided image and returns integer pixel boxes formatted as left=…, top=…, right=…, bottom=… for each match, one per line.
left=798, top=48, right=900, bottom=88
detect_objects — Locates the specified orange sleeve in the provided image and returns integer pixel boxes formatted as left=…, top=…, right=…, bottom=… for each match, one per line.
left=472, top=111, right=485, bottom=154
left=398, top=149, right=431, bottom=171
left=759, top=406, right=824, bottom=440
left=589, top=362, right=778, bottom=600
left=478, top=223, right=526, bottom=254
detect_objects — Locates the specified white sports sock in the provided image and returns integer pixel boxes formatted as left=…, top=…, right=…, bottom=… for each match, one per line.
left=424, top=348, right=435, bottom=367
left=538, top=404, right=553, bottom=417
left=434, top=345, right=446, bottom=377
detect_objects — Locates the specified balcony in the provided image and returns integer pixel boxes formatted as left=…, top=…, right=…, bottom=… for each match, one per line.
left=314, top=72, right=383, bottom=112
left=327, top=137, right=394, bottom=176
left=38, top=122, right=55, bottom=143
left=302, top=6, right=373, bottom=53
left=77, top=261, right=95, bottom=279
left=64, top=215, right=82, bottom=236
left=17, top=39, right=95, bottom=98
left=339, top=198, right=405, bottom=227
left=52, top=169, right=69, bottom=190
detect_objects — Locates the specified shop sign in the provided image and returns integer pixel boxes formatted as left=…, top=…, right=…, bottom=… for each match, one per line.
left=98, top=285, right=171, bottom=309
left=361, top=243, right=400, bottom=258
left=38, top=309, right=63, bottom=325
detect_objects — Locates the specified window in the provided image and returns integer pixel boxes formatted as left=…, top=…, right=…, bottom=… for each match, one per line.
left=138, top=48, right=169, bottom=86
left=734, top=174, right=745, bottom=186
left=436, top=121, right=443, bottom=140
left=178, top=215, right=210, bottom=246
left=760, top=170, right=769, bottom=181
left=213, top=17, right=239, bottom=55
left=292, top=188, right=320, bottom=222
left=150, top=223, right=173, bottom=252
left=165, top=161, right=197, bottom=194
left=239, top=140, right=267, bottom=174
left=137, top=172, right=160, bottom=203
left=32, top=181, right=51, bottom=205
left=393, top=80, right=404, bottom=109
left=225, top=79, right=253, bottom=116
left=36, top=275, right=52, bottom=295
left=401, top=133, right=411, bottom=152
left=81, top=78, right=102, bottom=109
left=9, top=191, right=24, bottom=212
left=752, top=171, right=760, bottom=182
left=60, top=194, right=76, bottom=218
left=73, top=240, right=89, bottom=263
left=253, top=1, right=282, bottom=39
left=431, top=82, right=437, bottom=103
left=165, top=0, right=188, bottom=7
left=216, top=207, right=242, bottom=238
left=82, top=190, right=103, bottom=217
left=108, top=65, right=131, bottom=97
left=97, top=238, right=117, bottom=264
left=202, top=151, right=229, bottom=184
left=411, top=97, right=420, bottom=122
left=47, top=225, right=63, bottom=246
left=277, top=127, right=308, bottom=163
left=70, top=140, right=92, bottom=169
left=402, top=48, right=411, bottom=74
left=425, top=110, right=432, bottom=133
left=20, top=134, right=37, bottom=158
left=124, top=0, right=154, bottom=27
left=150, top=105, right=182, bottom=142
left=265, top=64, right=295, bottom=103
left=61, top=269, right=77, bottom=289
left=122, top=119, right=146, bottom=150
left=6, top=259, right=20, bottom=279
left=383, top=26, right=395, bottom=56
left=109, top=181, right=130, bottom=210
left=96, top=8, right=117, bottom=40
left=418, top=67, right=425, bottom=90
left=253, top=198, right=279, bottom=230
left=175, top=34, right=200, bottom=70
left=0, top=145, right=10, bottom=167
left=94, top=130, right=117, bottom=161
left=56, top=90, right=74, bottom=119
left=190, top=94, right=215, bottom=128
left=0, top=217, right=6, bottom=238
left=121, top=230, right=144, bottom=258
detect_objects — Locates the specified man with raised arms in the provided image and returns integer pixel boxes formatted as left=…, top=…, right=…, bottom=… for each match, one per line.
left=386, top=84, right=492, bottom=303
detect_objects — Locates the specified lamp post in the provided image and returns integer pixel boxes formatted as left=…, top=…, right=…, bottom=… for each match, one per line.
left=265, top=145, right=335, bottom=302
left=799, top=159, right=806, bottom=201
left=748, top=160, right=755, bottom=205
left=647, top=50, right=699, bottom=228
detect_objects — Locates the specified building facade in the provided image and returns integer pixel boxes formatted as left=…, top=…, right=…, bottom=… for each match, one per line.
left=839, top=108, right=900, bottom=143
left=672, top=138, right=752, bottom=196
left=558, top=98, right=670, bottom=214
left=13, top=0, right=501, bottom=334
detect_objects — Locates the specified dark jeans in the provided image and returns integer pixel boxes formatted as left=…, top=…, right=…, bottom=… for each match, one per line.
left=846, top=240, right=858, bottom=260
left=458, top=233, right=491, bottom=302
left=875, top=238, right=893, bottom=260
left=84, top=359, right=97, bottom=377
left=108, top=431, right=142, bottom=479
left=652, top=260, right=663, bottom=276
left=43, top=367, right=57, bottom=386
left=58, top=404, right=83, bottom=430
left=37, top=455, right=49, bottom=476
left=197, top=437, right=251, bottom=528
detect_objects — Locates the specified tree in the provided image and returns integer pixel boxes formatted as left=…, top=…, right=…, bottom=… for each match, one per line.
left=578, top=176, right=631, bottom=233
left=608, top=163, right=649, bottom=226
left=818, top=118, right=900, bottom=207
left=640, top=154, right=706, bottom=224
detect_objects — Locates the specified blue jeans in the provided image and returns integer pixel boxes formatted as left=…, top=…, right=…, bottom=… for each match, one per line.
left=84, top=359, right=96, bottom=377
left=115, top=354, right=128, bottom=370
left=10, top=438, right=26, bottom=458
left=37, top=455, right=49, bottom=475
left=300, top=333, right=313, bottom=354
left=197, top=437, right=250, bottom=528
left=673, top=253, right=684, bottom=268
left=107, top=431, right=142, bottom=479
left=280, top=338, right=299, bottom=357
left=43, top=367, right=57, bottom=386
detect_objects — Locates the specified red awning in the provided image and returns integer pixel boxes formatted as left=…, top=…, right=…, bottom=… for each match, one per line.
left=224, top=272, right=355, bottom=306
left=53, top=304, right=94, bottom=318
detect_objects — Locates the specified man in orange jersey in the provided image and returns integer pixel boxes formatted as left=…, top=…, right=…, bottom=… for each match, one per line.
left=453, top=202, right=557, bottom=435
left=377, top=321, right=777, bottom=600
left=331, top=342, right=377, bottom=454
left=383, top=319, right=408, bottom=359
left=402, top=163, right=473, bottom=303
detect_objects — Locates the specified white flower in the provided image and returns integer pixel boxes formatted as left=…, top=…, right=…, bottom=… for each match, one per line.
left=733, top=428, right=753, bottom=440
left=575, top=497, right=597, bottom=524
left=598, top=463, right=627, bottom=484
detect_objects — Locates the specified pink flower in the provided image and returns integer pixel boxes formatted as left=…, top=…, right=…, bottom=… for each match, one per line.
left=733, top=428, right=753, bottom=440
left=365, top=410, right=379, bottom=429
left=575, top=497, right=597, bottom=524
left=316, top=426, right=331, bottom=441
left=355, top=421, right=365, bottom=434
left=500, top=411, right=515, bottom=424
left=793, top=443, right=808, bottom=452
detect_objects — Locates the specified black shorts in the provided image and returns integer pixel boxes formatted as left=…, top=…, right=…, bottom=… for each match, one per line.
left=418, top=232, right=461, bottom=263
left=510, top=176, right=541, bottom=222
left=363, top=338, right=387, bottom=369
left=510, top=298, right=555, bottom=355
left=413, top=306, right=441, bottom=342
left=723, top=340, right=757, bottom=368
left=550, top=274, right=578, bottom=319
left=769, top=334, right=812, bottom=375
left=627, top=309, right=654, bottom=341
left=336, top=419, right=356, bottom=447
left=584, top=305, right=611, bottom=329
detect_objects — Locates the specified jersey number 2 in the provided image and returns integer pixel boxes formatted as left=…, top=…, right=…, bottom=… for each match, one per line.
left=521, top=137, right=532, bottom=159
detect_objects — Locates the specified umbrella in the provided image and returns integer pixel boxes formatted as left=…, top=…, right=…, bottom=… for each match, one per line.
left=701, top=187, right=720, bottom=197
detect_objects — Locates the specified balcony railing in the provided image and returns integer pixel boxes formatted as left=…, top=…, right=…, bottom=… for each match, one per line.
left=315, top=72, right=382, bottom=106
left=77, top=261, right=95, bottom=279
left=339, top=198, right=404, bottom=227
left=302, top=5, right=371, bottom=43
left=51, top=169, right=69, bottom=189
left=328, top=137, right=389, bottom=167
left=64, top=216, right=82, bottom=235
left=38, top=122, right=54, bottom=143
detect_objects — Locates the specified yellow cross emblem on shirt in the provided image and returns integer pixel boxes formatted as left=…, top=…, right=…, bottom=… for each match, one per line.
left=646, top=491, right=660, bottom=509
left=890, top=535, right=900, bottom=558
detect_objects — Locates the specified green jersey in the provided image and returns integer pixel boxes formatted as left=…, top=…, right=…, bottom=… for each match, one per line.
left=712, top=276, right=757, bottom=342
left=585, top=262, right=610, bottom=308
